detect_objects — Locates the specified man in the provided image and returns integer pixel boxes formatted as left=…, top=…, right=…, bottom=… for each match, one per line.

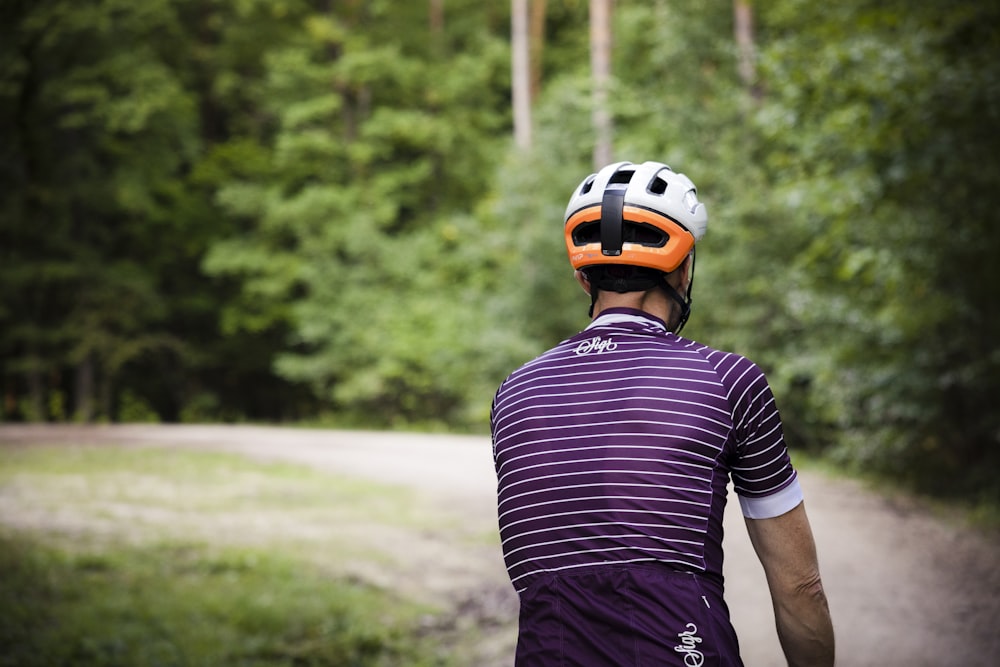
left=490, top=161, right=835, bottom=666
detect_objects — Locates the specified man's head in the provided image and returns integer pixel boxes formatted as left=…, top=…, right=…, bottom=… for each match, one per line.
left=563, top=161, right=708, bottom=331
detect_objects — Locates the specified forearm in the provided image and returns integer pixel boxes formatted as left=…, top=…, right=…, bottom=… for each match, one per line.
left=745, top=503, right=835, bottom=667
left=772, top=577, right=835, bottom=667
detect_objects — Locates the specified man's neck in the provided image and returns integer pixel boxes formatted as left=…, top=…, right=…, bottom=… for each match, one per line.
left=592, top=289, right=674, bottom=326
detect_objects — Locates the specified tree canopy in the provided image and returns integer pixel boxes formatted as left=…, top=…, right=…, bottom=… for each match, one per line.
left=2, top=0, right=997, bottom=502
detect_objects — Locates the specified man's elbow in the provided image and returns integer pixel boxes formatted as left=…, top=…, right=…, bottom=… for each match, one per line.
left=774, top=571, right=835, bottom=666
left=771, top=567, right=827, bottom=605
left=793, top=570, right=828, bottom=604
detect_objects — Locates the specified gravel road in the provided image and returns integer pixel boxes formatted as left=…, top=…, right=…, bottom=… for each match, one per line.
left=1, top=424, right=998, bottom=666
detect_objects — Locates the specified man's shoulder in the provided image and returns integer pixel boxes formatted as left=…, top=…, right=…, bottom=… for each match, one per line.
left=674, top=335, right=750, bottom=364
left=496, top=337, right=577, bottom=386
left=672, top=336, right=772, bottom=386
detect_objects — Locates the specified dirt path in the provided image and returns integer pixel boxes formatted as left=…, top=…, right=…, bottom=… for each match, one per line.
left=2, top=424, right=998, bottom=666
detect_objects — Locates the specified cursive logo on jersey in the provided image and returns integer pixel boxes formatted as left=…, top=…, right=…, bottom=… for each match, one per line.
left=673, top=623, right=705, bottom=667
left=574, top=336, right=618, bottom=355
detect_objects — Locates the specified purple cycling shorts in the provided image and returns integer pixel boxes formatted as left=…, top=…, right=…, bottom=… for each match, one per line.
left=514, top=564, right=744, bottom=667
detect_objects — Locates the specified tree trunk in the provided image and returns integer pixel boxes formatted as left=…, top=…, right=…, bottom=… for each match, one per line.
left=733, top=0, right=761, bottom=100
left=75, top=353, right=95, bottom=422
left=512, top=0, right=532, bottom=149
left=529, top=0, right=546, bottom=101
left=26, top=364, right=44, bottom=422
left=100, top=374, right=113, bottom=423
left=3, top=387, right=15, bottom=418
left=590, top=0, right=613, bottom=168
left=430, top=0, right=444, bottom=36
left=429, top=0, right=445, bottom=60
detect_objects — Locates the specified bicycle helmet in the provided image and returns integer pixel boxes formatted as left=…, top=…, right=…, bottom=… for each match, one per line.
left=564, top=161, right=708, bottom=331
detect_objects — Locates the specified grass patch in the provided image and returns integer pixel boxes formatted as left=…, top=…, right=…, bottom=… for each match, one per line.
left=0, top=530, right=449, bottom=667
left=0, top=444, right=468, bottom=666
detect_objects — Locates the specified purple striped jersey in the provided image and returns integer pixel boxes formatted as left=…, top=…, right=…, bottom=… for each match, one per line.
left=490, top=308, right=802, bottom=594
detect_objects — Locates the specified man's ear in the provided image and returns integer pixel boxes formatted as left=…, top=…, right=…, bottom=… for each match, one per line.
left=669, top=254, right=692, bottom=291
left=574, top=269, right=592, bottom=295
left=681, top=254, right=692, bottom=286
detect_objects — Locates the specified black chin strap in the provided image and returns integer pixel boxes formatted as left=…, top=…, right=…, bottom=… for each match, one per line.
left=658, top=276, right=691, bottom=333
left=666, top=251, right=695, bottom=334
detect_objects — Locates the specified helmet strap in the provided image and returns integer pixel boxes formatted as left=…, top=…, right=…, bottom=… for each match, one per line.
left=664, top=250, right=695, bottom=334
left=658, top=275, right=691, bottom=333
left=584, top=265, right=659, bottom=317
left=583, top=253, right=695, bottom=333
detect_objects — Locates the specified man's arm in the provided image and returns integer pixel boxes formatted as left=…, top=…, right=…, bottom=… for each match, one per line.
left=744, top=501, right=835, bottom=667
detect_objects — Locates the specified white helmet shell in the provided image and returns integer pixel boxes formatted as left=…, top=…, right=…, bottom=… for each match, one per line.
left=564, top=161, right=707, bottom=242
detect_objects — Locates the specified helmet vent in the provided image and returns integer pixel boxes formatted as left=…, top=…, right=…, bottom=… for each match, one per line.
left=648, top=177, right=668, bottom=195
left=609, top=169, right=633, bottom=185
left=572, top=221, right=667, bottom=248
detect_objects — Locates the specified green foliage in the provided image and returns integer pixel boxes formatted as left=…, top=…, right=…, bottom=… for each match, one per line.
left=2, top=0, right=998, bottom=499
left=200, top=2, right=517, bottom=428
left=1, top=0, right=273, bottom=422
left=486, top=0, right=1000, bottom=503
left=747, top=0, right=1000, bottom=500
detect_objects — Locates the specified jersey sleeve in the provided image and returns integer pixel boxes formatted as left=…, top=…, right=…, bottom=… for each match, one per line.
left=720, top=354, right=802, bottom=519
left=489, top=387, right=501, bottom=461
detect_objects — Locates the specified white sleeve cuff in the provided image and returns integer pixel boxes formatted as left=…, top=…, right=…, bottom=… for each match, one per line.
left=738, top=477, right=804, bottom=519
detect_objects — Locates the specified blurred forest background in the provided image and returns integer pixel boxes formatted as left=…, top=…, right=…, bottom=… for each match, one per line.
left=1, top=0, right=998, bottom=503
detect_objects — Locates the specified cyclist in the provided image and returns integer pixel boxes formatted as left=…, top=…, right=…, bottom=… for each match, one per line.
left=490, top=161, right=835, bottom=666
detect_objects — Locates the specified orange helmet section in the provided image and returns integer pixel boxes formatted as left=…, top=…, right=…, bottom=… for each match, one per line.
left=564, top=204, right=695, bottom=274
